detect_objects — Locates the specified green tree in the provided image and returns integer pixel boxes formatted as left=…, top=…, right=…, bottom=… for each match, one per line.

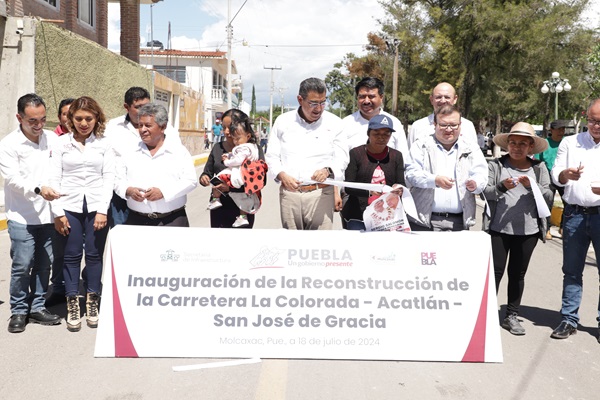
left=327, top=0, right=597, bottom=132
left=251, top=85, right=257, bottom=117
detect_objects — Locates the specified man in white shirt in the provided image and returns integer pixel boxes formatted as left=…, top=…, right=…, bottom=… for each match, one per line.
left=115, top=103, right=197, bottom=227
left=405, top=104, right=487, bottom=231
left=340, top=77, right=410, bottom=227
left=408, top=82, right=477, bottom=148
left=342, top=77, right=409, bottom=160
left=266, top=77, right=347, bottom=230
left=549, top=98, right=600, bottom=340
left=0, top=94, right=62, bottom=333
left=105, top=87, right=181, bottom=227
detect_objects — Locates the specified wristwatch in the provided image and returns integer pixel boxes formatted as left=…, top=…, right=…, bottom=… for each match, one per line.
left=34, top=187, right=41, bottom=195
left=325, top=167, right=334, bottom=178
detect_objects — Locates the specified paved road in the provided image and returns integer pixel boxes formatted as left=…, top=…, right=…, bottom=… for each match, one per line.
left=1, top=165, right=599, bottom=400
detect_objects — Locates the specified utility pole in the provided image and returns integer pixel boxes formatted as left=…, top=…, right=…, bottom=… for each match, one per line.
left=391, top=39, right=399, bottom=116
left=226, top=0, right=232, bottom=109
left=264, top=66, right=282, bottom=132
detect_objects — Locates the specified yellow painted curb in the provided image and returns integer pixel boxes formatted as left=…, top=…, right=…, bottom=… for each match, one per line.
left=0, top=218, right=7, bottom=231
left=193, top=154, right=209, bottom=167
left=550, top=206, right=563, bottom=227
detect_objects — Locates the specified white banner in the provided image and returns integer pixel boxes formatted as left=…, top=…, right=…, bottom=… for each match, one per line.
left=95, top=226, right=502, bottom=362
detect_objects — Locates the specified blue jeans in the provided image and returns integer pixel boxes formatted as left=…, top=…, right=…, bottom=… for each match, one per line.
left=559, top=204, right=600, bottom=326
left=63, top=200, right=108, bottom=296
left=8, top=221, right=55, bottom=315
left=345, top=219, right=366, bottom=231
left=109, top=192, right=129, bottom=228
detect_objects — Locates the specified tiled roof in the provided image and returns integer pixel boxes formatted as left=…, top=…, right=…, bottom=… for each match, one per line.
left=139, top=49, right=226, bottom=58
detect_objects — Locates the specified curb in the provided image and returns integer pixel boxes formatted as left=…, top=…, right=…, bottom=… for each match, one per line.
left=0, top=153, right=211, bottom=231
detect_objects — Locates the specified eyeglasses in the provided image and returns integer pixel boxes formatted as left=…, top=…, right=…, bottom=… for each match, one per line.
left=587, top=118, right=600, bottom=127
left=437, top=123, right=461, bottom=131
left=306, top=100, right=327, bottom=109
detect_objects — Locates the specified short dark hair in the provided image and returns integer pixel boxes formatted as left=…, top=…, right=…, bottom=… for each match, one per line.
left=298, top=77, right=327, bottom=98
left=355, top=77, right=384, bottom=96
left=17, top=93, right=45, bottom=115
left=124, top=87, right=151, bottom=105
left=57, top=98, right=75, bottom=118
left=433, top=104, right=461, bottom=124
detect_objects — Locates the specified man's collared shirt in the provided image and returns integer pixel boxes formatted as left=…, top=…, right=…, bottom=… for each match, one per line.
left=342, top=109, right=409, bottom=164
left=0, top=127, right=57, bottom=225
left=105, top=114, right=181, bottom=157
left=408, top=113, right=478, bottom=149
left=49, top=133, right=115, bottom=216
left=431, top=142, right=462, bottom=213
left=266, top=109, right=347, bottom=182
left=114, top=137, right=197, bottom=214
left=551, top=131, right=600, bottom=207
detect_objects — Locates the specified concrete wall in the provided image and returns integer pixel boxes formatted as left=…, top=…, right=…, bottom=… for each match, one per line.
left=0, top=16, right=37, bottom=134
left=154, top=71, right=205, bottom=155
left=34, top=20, right=153, bottom=127
left=0, top=17, right=204, bottom=155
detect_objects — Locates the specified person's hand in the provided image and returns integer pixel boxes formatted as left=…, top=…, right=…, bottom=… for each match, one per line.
left=311, top=168, right=330, bottom=183
left=54, top=216, right=70, bottom=236
left=93, top=213, right=107, bottom=231
left=144, top=187, right=164, bottom=201
left=518, top=175, right=531, bottom=188
left=560, top=165, right=584, bottom=183
left=334, top=188, right=342, bottom=212
left=277, top=172, right=300, bottom=191
left=592, top=187, right=600, bottom=196
left=199, top=175, right=210, bottom=186
left=221, top=154, right=229, bottom=161
left=40, top=186, right=62, bottom=201
left=501, top=177, right=519, bottom=190
left=465, top=179, right=477, bottom=192
left=435, top=176, right=455, bottom=190
left=126, top=187, right=146, bottom=202
left=391, top=184, right=403, bottom=196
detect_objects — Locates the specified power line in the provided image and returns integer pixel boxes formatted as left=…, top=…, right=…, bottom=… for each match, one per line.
left=248, top=43, right=367, bottom=48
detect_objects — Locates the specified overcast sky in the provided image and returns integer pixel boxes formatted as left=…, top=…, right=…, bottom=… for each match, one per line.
left=108, top=0, right=600, bottom=111
left=108, top=0, right=387, bottom=110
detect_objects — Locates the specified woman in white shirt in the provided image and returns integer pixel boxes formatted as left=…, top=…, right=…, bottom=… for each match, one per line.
left=49, top=96, right=114, bottom=333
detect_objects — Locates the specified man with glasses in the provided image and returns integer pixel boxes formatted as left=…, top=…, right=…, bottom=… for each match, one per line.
left=266, top=77, right=347, bottom=230
left=0, top=94, right=63, bottom=333
left=405, top=104, right=487, bottom=231
left=550, top=99, right=600, bottom=341
left=408, top=82, right=477, bottom=149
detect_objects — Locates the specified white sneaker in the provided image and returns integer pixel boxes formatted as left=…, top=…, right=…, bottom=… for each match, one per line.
left=206, top=199, right=222, bottom=210
left=232, top=216, right=249, bottom=228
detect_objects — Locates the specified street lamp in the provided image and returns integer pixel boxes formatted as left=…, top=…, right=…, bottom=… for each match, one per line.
left=541, top=71, right=572, bottom=120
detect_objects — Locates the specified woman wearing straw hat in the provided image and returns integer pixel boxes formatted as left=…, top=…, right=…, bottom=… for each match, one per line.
left=483, top=122, right=553, bottom=335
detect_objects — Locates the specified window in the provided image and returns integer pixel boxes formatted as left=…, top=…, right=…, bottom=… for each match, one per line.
left=155, top=66, right=187, bottom=84
left=40, top=0, right=58, bottom=7
left=78, top=0, right=94, bottom=27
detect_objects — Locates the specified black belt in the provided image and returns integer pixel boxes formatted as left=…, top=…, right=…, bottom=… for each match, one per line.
left=431, top=212, right=463, bottom=218
left=130, top=206, right=186, bottom=219
left=570, top=205, right=600, bottom=215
